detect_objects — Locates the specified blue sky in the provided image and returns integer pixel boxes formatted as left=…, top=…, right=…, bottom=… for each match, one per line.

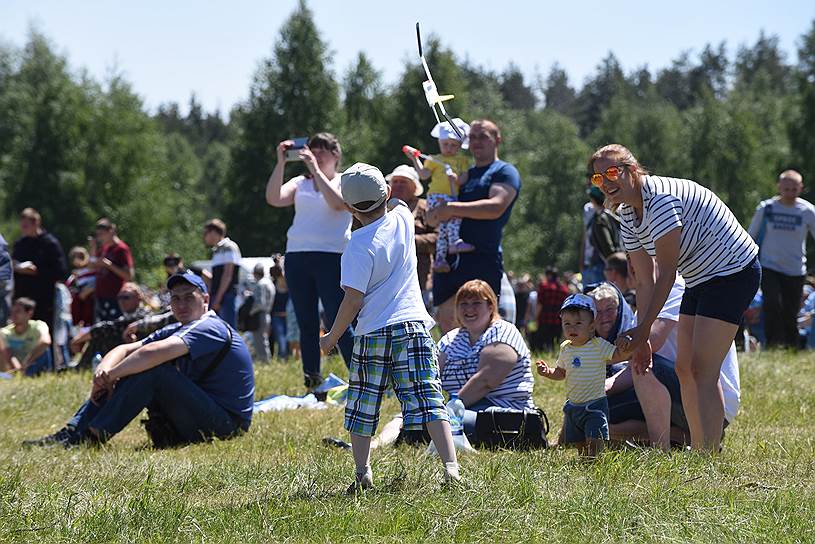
left=2, top=1, right=813, bottom=116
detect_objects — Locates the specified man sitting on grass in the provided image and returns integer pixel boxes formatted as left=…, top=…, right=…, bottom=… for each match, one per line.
left=25, top=271, right=255, bottom=448
left=0, top=297, right=52, bottom=376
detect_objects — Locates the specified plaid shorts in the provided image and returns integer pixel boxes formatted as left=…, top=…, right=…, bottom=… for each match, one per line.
left=344, top=321, right=448, bottom=436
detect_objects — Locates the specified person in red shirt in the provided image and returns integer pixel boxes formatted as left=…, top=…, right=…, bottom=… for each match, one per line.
left=91, top=218, right=134, bottom=322
left=534, top=266, right=570, bottom=352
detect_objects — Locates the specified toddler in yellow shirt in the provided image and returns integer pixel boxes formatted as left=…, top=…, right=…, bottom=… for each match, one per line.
left=537, top=293, right=630, bottom=457
left=405, top=118, right=473, bottom=273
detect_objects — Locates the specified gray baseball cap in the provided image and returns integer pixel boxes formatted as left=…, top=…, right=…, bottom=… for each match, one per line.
left=341, top=163, right=388, bottom=213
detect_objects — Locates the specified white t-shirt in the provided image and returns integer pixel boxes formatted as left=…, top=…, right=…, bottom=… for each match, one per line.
left=340, top=204, right=434, bottom=336
left=619, top=176, right=758, bottom=288
left=285, top=175, right=352, bottom=254
left=650, top=274, right=741, bottom=422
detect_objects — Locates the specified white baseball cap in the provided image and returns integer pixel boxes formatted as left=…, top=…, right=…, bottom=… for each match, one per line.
left=385, top=164, right=423, bottom=197
left=341, top=163, right=389, bottom=213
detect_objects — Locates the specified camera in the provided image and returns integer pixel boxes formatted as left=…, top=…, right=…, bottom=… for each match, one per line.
left=285, top=137, right=309, bottom=162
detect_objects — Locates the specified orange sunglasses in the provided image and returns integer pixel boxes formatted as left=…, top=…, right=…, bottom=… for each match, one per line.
left=590, top=164, right=629, bottom=187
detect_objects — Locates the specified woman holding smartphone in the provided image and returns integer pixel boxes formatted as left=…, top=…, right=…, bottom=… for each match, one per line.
left=265, top=133, right=353, bottom=390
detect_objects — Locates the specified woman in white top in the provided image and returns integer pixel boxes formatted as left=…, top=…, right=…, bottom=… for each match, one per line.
left=589, top=144, right=760, bottom=453
left=266, top=133, right=353, bottom=389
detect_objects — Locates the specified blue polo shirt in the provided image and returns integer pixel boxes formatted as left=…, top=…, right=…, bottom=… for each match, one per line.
left=143, top=311, right=255, bottom=423
left=458, top=160, right=521, bottom=255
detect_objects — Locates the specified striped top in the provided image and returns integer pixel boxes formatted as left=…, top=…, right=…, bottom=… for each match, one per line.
left=618, top=176, right=758, bottom=288
left=438, top=320, right=535, bottom=410
left=556, top=337, right=616, bottom=404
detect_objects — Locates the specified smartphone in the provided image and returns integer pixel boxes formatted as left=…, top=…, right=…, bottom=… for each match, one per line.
left=285, top=137, right=309, bottom=162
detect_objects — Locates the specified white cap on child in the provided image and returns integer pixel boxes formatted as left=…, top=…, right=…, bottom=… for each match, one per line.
left=431, top=118, right=470, bottom=149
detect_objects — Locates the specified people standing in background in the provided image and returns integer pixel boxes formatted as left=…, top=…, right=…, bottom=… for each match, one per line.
left=91, top=218, right=134, bottom=323
left=268, top=256, right=289, bottom=360
left=748, top=169, right=815, bottom=349
left=0, top=233, right=11, bottom=325
left=66, top=246, right=96, bottom=328
left=582, top=186, right=621, bottom=286
left=203, top=219, right=242, bottom=329
left=534, top=267, right=570, bottom=351
left=12, top=208, right=68, bottom=335
left=426, top=120, right=521, bottom=333
left=265, top=133, right=353, bottom=390
left=247, top=263, right=274, bottom=363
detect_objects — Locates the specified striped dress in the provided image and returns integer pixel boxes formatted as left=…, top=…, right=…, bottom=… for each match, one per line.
left=618, top=176, right=758, bottom=288
left=438, top=320, right=535, bottom=410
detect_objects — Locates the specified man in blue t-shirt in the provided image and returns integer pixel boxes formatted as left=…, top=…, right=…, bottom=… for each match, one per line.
left=427, top=119, right=521, bottom=333
left=24, top=271, right=255, bottom=448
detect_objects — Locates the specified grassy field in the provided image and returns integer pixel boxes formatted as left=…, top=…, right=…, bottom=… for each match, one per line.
left=1, top=349, right=813, bottom=543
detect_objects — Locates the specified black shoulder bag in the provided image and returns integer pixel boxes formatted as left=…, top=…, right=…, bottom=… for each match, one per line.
left=473, top=408, right=550, bottom=450
left=142, top=324, right=234, bottom=448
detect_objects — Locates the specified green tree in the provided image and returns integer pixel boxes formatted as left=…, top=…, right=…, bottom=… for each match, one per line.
left=224, top=0, right=340, bottom=255
left=542, top=64, right=576, bottom=117
left=500, top=64, right=536, bottom=110
left=340, top=52, right=387, bottom=165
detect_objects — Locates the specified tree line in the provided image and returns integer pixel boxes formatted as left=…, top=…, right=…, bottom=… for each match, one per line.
left=2, top=0, right=814, bottom=284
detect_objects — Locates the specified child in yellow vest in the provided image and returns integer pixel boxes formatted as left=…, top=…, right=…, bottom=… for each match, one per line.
left=405, top=118, right=473, bottom=273
left=536, top=294, right=631, bottom=458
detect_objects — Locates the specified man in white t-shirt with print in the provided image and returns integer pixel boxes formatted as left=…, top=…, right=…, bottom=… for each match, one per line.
left=748, top=169, right=815, bottom=349
left=319, top=163, right=459, bottom=492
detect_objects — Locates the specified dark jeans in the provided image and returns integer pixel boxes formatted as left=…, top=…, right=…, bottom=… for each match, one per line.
left=284, top=252, right=353, bottom=376
left=215, top=290, right=237, bottom=330
left=68, top=364, right=245, bottom=442
left=762, top=268, right=804, bottom=349
left=269, top=314, right=288, bottom=359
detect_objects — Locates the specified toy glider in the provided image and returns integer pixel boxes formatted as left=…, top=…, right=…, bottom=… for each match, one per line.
left=416, top=22, right=464, bottom=140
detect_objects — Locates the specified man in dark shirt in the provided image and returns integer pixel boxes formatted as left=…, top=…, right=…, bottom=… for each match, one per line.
left=25, top=271, right=255, bottom=448
left=426, top=120, right=521, bottom=333
left=12, top=208, right=68, bottom=334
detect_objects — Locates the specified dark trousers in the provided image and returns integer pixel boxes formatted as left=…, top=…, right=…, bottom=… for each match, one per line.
left=284, top=252, right=353, bottom=376
left=268, top=314, right=288, bottom=359
left=761, top=268, right=804, bottom=349
left=68, top=364, right=243, bottom=442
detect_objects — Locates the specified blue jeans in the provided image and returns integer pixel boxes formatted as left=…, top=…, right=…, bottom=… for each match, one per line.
left=215, top=290, right=237, bottom=329
left=563, top=397, right=609, bottom=443
left=24, top=350, right=53, bottom=377
left=270, top=315, right=288, bottom=359
left=68, top=364, right=245, bottom=442
left=284, top=252, right=353, bottom=376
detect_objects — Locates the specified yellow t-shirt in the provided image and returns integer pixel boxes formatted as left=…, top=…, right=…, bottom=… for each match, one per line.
left=423, top=153, right=471, bottom=196
left=0, top=320, right=49, bottom=360
left=556, top=337, right=616, bottom=404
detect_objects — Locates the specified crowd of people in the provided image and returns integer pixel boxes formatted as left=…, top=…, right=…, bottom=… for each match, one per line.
left=2, top=115, right=815, bottom=485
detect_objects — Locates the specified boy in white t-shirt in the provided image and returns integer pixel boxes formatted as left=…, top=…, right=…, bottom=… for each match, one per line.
left=319, top=163, right=459, bottom=492
left=537, top=294, right=630, bottom=457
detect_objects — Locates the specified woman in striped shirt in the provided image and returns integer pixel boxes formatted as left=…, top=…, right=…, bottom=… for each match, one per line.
left=588, top=144, right=760, bottom=452
left=438, top=280, right=535, bottom=440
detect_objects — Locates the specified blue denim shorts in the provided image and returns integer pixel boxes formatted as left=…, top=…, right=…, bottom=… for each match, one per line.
left=562, top=397, right=609, bottom=443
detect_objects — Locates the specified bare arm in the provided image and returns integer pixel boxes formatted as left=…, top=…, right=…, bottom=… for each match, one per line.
left=300, top=147, right=346, bottom=211
left=101, top=258, right=133, bottom=282
left=266, top=141, right=298, bottom=207
left=456, top=342, right=517, bottom=407
left=106, top=336, right=189, bottom=382
left=433, top=183, right=517, bottom=223
left=320, top=288, right=364, bottom=353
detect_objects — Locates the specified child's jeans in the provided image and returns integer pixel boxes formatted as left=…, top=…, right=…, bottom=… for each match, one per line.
left=562, top=397, right=609, bottom=443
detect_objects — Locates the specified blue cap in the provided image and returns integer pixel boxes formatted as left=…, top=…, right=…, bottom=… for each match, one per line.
left=560, top=293, right=596, bottom=317
left=167, top=271, right=208, bottom=294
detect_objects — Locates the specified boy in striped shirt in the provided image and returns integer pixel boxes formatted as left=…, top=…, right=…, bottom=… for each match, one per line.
left=537, top=293, right=630, bottom=457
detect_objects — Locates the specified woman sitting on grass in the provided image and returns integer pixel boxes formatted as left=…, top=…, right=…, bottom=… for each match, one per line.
left=326, top=279, right=535, bottom=450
